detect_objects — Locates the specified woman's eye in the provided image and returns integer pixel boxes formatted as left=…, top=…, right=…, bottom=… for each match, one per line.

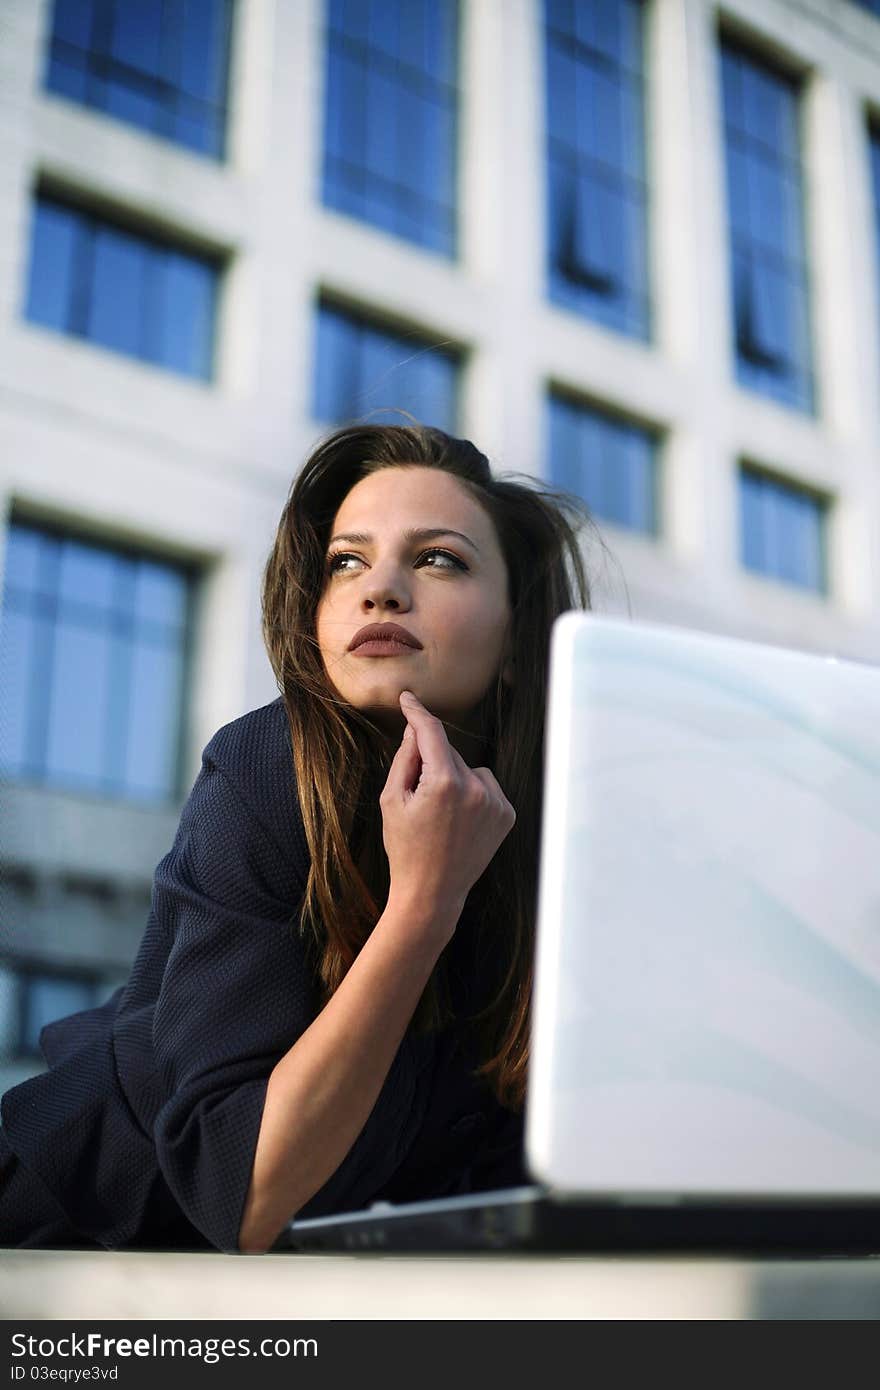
left=417, top=548, right=467, bottom=571
left=326, top=552, right=364, bottom=574
left=326, top=548, right=466, bottom=574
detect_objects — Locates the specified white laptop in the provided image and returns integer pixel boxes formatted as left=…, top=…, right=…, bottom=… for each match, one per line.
left=279, top=613, right=880, bottom=1253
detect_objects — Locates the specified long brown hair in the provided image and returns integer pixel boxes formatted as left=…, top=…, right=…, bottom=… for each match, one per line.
left=262, top=421, right=615, bottom=1110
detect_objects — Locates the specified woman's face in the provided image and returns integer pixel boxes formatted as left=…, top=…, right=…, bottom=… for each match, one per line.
left=315, top=466, right=512, bottom=738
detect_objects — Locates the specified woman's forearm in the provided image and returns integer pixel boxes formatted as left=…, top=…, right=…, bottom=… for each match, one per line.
left=237, top=892, right=462, bottom=1253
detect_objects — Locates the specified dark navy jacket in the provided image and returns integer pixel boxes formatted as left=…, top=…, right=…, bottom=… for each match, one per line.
left=0, top=699, right=524, bottom=1252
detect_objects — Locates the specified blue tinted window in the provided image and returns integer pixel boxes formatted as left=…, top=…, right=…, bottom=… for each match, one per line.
left=720, top=45, right=814, bottom=413
left=314, top=302, right=459, bottom=431
left=544, top=0, right=649, bottom=339
left=851, top=2, right=880, bottom=15
left=154, top=250, right=216, bottom=378
left=548, top=392, right=657, bottom=533
left=20, top=973, right=98, bottom=1055
left=25, top=195, right=218, bottom=380
left=23, top=201, right=80, bottom=331
left=739, top=469, right=825, bottom=592
left=0, top=967, right=18, bottom=1058
left=323, top=0, right=459, bottom=256
left=0, top=968, right=123, bottom=1061
left=87, top=224, right=150, bottom=358
left=45, top=0, right=233, bottom=158
left=0, top=522, right=191, bottom=802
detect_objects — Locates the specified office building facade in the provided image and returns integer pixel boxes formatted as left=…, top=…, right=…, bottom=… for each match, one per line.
left=2, top=0, right=879, bottom=1089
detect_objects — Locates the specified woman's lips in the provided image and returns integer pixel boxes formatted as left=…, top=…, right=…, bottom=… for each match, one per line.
left=350, top=639, right=421, bottom=657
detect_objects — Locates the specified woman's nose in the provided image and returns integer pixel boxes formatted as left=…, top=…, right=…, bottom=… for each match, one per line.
left=361, top=567, right=411, bottom=612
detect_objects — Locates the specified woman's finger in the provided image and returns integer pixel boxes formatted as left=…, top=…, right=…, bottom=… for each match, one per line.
left=444, top=741, right=472, bottom=779
left=469, top=767, right=515, bottom=818
left=381, top=721, right=423, bottom=801
left=398, top=691, right=457, bottom=773
left=469, top=766, right=501, bottom=794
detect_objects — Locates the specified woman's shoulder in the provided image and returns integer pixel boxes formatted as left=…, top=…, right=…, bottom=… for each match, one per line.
left=195, top=696, right=306, bottom=862
left=202, top=694, right=291, bottom=772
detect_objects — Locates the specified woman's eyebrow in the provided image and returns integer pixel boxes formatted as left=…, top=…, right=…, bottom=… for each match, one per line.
left=328, top=527, right=480, bottom=554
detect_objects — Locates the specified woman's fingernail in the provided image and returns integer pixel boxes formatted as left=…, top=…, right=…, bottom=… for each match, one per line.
left=399, top=690, right=416, bottom=704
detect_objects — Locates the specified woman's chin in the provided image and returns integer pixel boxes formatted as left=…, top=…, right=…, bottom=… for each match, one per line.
left=353, top=680, right=421, bottom=712
left=355, top=695, right=411, bottom=736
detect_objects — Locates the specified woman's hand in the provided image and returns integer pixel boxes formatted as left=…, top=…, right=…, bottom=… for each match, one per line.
left=379, top=690, right=516, bottom=936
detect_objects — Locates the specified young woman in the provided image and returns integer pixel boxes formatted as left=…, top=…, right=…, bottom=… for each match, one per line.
left=0, top=422, right=603, bottom=1254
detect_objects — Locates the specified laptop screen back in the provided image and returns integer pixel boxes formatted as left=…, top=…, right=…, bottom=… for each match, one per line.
left=527, top=614, right=880, bottom=1200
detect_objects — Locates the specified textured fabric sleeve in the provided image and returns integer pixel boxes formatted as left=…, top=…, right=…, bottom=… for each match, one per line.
left=150, top=754, right=316, bottom=1253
